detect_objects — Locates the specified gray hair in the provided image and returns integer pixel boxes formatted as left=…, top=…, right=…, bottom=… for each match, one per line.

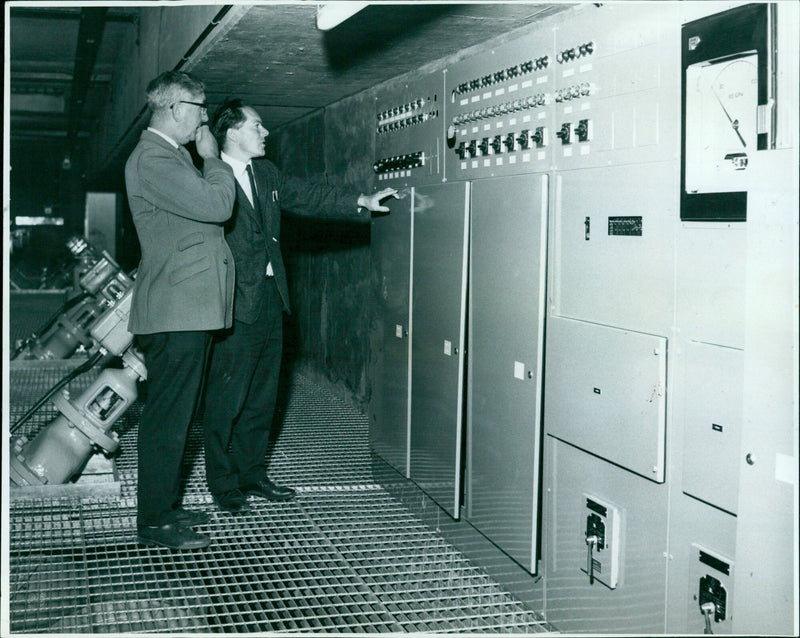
left=146, top=71, right=205, bottom=112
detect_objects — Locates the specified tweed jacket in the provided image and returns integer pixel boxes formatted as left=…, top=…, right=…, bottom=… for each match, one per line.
left=226, top=159, right=367, bottom=323
left=125, top=129, right=237, bottom=334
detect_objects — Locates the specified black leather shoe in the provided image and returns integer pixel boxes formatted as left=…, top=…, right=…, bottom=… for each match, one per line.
left=242, top=477, right=296, bottom=502
left=213, top=489, right=251, bottom=514
left=137, top=523, right=210, bottom=550
left=173, top=507, right=211, bottom=527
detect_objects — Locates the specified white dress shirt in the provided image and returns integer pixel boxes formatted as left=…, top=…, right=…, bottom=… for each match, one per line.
left=220, top=151, right=256, bottom=207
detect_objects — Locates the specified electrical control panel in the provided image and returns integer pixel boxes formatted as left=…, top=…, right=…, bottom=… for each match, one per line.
left=581, top=494, right=621, bottom=589
left=441, top=3, right=679, bottom=181
left=374, top=72, right=443, bottom=187
left=552, top=2, right=680, bottom=171
left=443, top=25, right=555, bottom=180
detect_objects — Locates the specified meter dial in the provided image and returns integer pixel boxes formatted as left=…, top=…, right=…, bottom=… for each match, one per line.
left=709, top=57, right=757, bottom=149
left=685, top=52, right=758, bottom=194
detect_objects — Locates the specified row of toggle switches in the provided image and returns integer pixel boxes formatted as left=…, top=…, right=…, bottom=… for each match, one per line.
left=455, top=128, right=549, bottom=159
left=452, top=56, right=550, bottom=96
left=376, top=98, right=432, bottom=123
left=451, top=82, right=596, bottom=126
left=377, top=110, right=438, bottom=135
left=373, top=151, right=425, bottom=174
left=451, top=94, right=548, bottom=125
left=556, top=41, right=595, bottom=63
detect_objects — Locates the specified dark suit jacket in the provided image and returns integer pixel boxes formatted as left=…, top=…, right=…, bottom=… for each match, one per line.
left=225, top=159, right=367, bottom=323
left=125, top=129, right=236, bottom=333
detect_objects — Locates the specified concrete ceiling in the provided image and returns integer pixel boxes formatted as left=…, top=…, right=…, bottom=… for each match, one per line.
left=193, top=3, right=572, bottom=131
left=8, top=2, right=573, bottom=186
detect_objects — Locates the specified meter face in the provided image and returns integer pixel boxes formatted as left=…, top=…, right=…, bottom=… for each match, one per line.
left=685, top=52, right=758, bottom=194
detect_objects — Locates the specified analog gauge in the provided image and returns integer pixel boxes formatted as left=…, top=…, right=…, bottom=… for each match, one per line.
left=685, top=52, right=758, bottom=194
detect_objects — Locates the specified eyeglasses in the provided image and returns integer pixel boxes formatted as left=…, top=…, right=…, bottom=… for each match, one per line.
left=172, top=100, right=208, bottom=112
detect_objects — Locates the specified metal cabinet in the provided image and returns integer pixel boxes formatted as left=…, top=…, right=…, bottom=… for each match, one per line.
left=369, top=192, right=413, bottom=476
left=408, top=182, right=470, bottom=518
left=466, top=173, right=549, bottom=573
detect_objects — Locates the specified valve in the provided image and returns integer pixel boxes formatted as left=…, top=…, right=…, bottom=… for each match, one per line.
left=503, top=133, right=516, bottom=152
left=10, top=288, right=147, bottom=488
left=14, top=237, right=134, bottom=361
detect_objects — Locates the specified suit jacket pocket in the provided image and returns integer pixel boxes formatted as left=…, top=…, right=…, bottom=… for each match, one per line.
left=177, top=231, right=205, bottom=251
left=169, top=254, right=210, bottom=285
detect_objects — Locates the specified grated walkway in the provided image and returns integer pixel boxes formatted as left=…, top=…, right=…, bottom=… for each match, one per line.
left=8, top=364, right=557, bottom=634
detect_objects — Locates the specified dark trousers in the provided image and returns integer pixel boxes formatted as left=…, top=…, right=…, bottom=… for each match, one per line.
left=136, top=330, right=212, bottom=526
left=203, top=278, right=283, bottom=495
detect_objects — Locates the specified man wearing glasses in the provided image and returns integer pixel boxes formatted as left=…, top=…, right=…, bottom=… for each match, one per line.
left=125, top=71, right=236, bottom=550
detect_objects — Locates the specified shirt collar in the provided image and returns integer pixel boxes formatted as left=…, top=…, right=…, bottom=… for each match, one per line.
left=147, top=126, right=180, bottom=149
left=220, top=151, right=251, bottom=177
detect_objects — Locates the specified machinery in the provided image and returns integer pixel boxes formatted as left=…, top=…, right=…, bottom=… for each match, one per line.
left=12, top=236, right=134, bottom=361
left=10, top=287, right=146, bottom=488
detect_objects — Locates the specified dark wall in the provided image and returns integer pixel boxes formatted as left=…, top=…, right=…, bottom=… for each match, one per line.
left=266, top=101, right=376, bottom=411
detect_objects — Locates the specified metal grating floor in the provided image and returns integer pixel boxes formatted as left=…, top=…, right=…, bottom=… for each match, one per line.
left=8, top=365, right=557, bottom=634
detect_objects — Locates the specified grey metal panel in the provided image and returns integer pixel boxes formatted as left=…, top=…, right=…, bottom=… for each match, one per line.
left=544, top=316, right=668, bottom=482
left=682, top=341, right=743, bottom=514
left=543, top=436, right=669, bottom=634
left=552, top=162, right=677, bottom=337
left=409, top=181, right=470, bottom=519
left=369, top=192, right=412, bottom=476
left=466, top=173, right=548, bottom=574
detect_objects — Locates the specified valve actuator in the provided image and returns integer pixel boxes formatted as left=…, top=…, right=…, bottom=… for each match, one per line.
left=10, top=288, right=146, bottom=488
left=13, top=237, right=134, bottom=361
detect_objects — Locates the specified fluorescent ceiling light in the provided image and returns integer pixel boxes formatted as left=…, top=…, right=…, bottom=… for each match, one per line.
left=316, top=2, right=369, bottom=31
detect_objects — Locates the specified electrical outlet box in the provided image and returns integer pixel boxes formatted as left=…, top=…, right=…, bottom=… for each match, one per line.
left=581, top=494, right=621, bottom=589
left=689, top=543, right=733, bottom=632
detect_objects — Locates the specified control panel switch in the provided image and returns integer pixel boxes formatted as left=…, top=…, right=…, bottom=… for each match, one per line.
left=576, top=119, right=593, bottom=142
left=532, top=126, right=548, bottom=148
left=581, top=494, right=620, bottom=589
left=556, top=122, right=572, bottom=145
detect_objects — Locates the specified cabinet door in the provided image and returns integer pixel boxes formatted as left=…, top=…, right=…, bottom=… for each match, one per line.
left=409, top=181, right=470, bottom=518
left=369, top=192, right=412, bottom=476
left=467, top=173, right=548, bottom=573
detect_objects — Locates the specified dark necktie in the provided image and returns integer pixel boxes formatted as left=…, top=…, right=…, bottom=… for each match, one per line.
left=245, top=164, right=258, bottom=207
